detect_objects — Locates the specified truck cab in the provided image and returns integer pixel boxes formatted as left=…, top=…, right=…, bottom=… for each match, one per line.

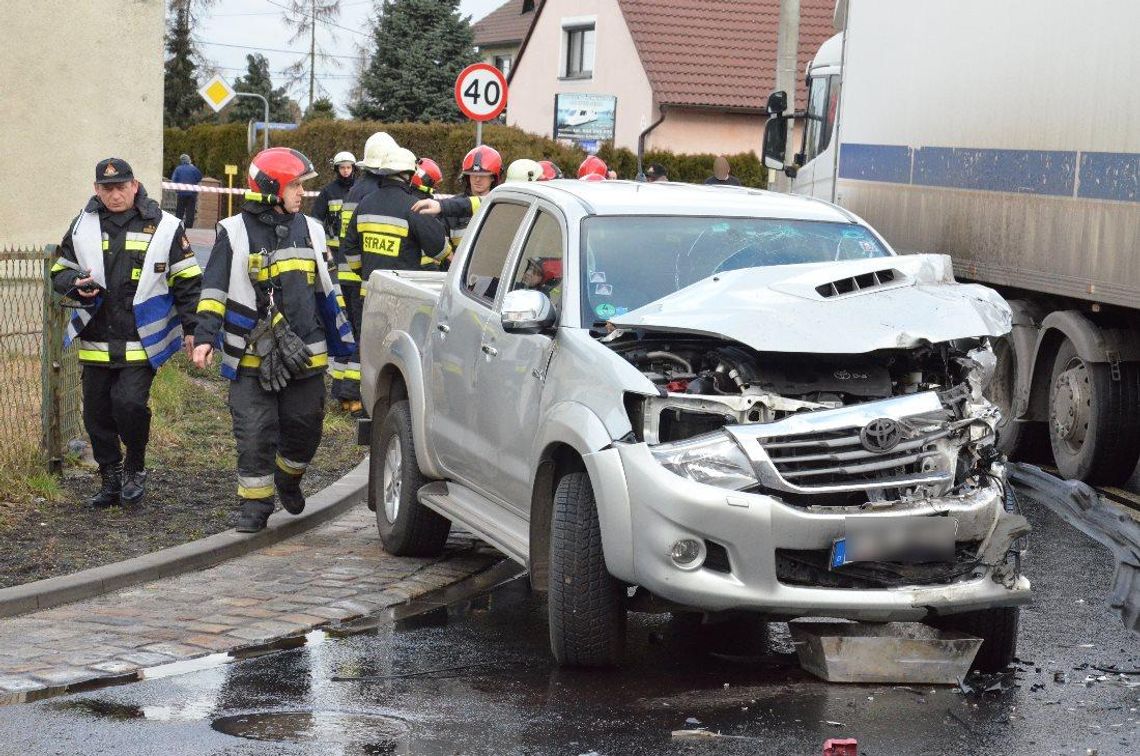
left=788, top=33, right=844, bottom=202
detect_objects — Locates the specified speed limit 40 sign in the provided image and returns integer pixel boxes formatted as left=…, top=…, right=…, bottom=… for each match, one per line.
left=454, top=63, right=508, bottom=122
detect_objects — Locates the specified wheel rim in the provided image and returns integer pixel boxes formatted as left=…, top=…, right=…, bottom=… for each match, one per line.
left=382, top=434, right=403, bottom=524
left=1050, top=357, right=1091, bottom=453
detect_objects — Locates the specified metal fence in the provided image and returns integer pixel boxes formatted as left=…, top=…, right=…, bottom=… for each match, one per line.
left=0, top=246, right=81, bottom=473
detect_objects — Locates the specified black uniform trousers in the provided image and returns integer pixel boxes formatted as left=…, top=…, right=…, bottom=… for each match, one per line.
left=175, top=194, right=198, bottom=229
left=229, top=373, right=325, bottom=502
left=81, top=365, right=156, bottom=468
left=331, top=282, right=364, bottom=403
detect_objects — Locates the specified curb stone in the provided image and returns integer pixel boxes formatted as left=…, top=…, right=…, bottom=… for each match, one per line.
left=0, top=458, right=370, bottom=619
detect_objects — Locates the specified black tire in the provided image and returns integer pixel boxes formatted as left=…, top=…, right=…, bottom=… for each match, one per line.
left=1048, top=339, right=1140, bottom=484
left=989, top=335, right=1051, bottom=463
left=932, top=606, right=1019, bottom=673
left=369, top=400, right=450, bottom=557
left=548, top=471, right=626, bottom=666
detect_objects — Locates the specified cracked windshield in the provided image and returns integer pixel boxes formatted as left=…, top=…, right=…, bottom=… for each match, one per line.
left=581, top=217, right=889, bottom=325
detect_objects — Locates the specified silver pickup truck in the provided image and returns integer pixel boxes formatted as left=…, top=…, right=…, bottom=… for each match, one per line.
left=358, top=180, right=1031, bottom=668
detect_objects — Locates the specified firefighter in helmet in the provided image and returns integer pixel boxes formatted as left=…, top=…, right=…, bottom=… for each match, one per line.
left=410, top=144, right=503, bottom=248
left=192, top=147, right=354, bottom=533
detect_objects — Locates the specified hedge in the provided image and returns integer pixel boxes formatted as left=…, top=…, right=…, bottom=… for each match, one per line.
left=164, top=121, right=767, bottom=194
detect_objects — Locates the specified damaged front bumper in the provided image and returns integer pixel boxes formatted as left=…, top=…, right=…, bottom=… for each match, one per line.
left=585, top=441, right=1031, bottom=621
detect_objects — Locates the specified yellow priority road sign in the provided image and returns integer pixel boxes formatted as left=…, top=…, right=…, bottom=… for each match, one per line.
left=198, top=75, right=236, bottom=113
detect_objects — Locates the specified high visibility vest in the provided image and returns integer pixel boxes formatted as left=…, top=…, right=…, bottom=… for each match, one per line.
left=65, top=210, right=192, bottom=368
left=211, top=213, right=354, bottom=380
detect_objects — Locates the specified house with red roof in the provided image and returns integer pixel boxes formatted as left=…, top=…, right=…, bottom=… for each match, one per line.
left=505, top=0, right=836, bottom=156
left=472, top=0, right=538, bottom=78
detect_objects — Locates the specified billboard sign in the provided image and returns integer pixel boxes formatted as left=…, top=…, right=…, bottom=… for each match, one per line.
left=553, top=93, right=616, bottom=144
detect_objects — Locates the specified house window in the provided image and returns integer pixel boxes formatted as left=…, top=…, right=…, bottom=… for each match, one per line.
left=564, top=25, right=595, bottom=78
left=493, top=54, right=512, bottom=77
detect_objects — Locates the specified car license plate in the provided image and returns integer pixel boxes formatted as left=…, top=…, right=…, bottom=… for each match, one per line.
left=830, top=516, right=957, bottom=569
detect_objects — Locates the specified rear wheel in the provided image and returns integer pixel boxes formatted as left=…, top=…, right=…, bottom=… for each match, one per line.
left=369, top=400, right=451, bottom=556
left=1048, top=339, right=1140, bottom=484
left=548, top=471, right=626, bottom=666
left=932, top=607, right=1019, bottom=672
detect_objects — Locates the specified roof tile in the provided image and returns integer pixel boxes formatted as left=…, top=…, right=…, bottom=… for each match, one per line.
left=618, top=0, right=837, bottom=110
left=472, top=0, right=537, bottom=48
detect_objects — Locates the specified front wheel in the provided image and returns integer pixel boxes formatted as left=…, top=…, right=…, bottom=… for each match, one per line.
left=369, top=400, right=451, bottom=556
left=1048, top=339, right=1140, bottom=484
left=548, top=471, right=626, bottom=666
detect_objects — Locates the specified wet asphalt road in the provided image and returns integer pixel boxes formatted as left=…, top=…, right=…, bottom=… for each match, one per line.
left=0, top=500, right=1136, bottom=756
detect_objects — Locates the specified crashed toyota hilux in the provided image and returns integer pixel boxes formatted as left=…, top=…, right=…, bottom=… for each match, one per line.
left=358, top=180, right=1031, bottom=669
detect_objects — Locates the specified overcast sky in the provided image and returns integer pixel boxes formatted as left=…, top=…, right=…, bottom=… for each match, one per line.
left=195, top=0, right=504, bottom=115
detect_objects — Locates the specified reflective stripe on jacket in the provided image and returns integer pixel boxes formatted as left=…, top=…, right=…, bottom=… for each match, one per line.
left=65, top=210, right=194, bottom=368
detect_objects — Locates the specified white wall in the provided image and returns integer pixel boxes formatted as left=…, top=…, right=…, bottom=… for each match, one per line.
left=507, top=0, right=655, bottom=151
left=0, top=0, right=165, bottom=248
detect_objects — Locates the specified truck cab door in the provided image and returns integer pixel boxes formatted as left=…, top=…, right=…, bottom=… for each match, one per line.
left=426, top=200, right=531, bottom=489
left=470, top=205, right=566, bottom=514
left=792, top=73, right=841, bottom=202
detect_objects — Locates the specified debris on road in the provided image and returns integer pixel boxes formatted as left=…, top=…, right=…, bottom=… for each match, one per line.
left=671, top=729, right=755, bottom=742
left=790, top=621, right=981, bottom=684
left=1008, top=463, right=1140, bottom=633
left=823, top=738, right=858, bottom=756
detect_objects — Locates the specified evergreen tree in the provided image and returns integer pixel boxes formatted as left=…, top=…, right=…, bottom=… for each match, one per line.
left=304, top=97, right=337, bottom=122
left=163, top=5, right=202, bottom=127
left=350, top=0, right=478, bottom=122
left=225, top=54, right=295, bottom=124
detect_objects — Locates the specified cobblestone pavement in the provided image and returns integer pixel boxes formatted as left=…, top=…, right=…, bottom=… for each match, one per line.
left=0, top=507, right=496, bottom=704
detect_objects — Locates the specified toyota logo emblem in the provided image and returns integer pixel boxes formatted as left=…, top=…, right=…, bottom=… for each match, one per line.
left=860, top=418, right=903, bottom=454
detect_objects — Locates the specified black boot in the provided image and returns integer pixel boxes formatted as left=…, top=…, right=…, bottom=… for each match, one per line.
left=275, top=470, right=306, bottom=515
left=88, top=463, right=123, bottom=508
left=121, top=463, right=147, bottom=505
left=235, top=498, right=274, bottom=533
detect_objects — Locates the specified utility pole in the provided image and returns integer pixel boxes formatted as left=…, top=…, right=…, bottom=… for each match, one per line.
left=308, top=0, right=316, bottom=110
left=773, top=0, right=800, bottom=192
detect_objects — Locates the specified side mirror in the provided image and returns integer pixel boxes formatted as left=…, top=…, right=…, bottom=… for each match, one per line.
left=762, top=114, right=788, bottom=170
left=501, top=289, right=556, bottom=335
left=766, top=90, right=788, bottom=116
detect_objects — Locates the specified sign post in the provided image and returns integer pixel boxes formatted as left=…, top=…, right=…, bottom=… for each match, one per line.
left=224, top=164, right=238, bottom=216
left=198, top=75, right=270, bottom=150
left=454, top=63, right=508, bottom=147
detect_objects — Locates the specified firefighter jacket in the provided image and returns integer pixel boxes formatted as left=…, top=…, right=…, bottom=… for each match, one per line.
left=335, top=171, right=383, bottom=285
left=311, top=174, right=355, bottom=255
left=341, top=177, right=449, bottom=295
left=437, top=193, right=482, bottom=252
left=194, top=202, right=354, bottom=381
left=51, top=187, right=201, bottom=368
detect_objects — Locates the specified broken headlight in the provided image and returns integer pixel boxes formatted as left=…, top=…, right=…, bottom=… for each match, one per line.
left=650, top=431, right=757, bottom=491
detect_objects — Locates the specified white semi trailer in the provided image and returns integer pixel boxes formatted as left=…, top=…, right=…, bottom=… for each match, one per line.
left=762, top=0, right=1140, bottom=485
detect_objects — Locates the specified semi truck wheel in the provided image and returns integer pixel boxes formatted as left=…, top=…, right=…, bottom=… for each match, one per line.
left=1048, top=339, right=1140, bottom=484
left=932, top=607, right=1019, bottom=672
left=548, top=471, right=626, bottom=666
left=990, top=333, right=1050, bottom=462
left=370, top=400, right=451, bottom=557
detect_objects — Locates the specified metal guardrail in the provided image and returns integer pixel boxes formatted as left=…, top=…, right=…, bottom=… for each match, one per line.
left=0, top=246, right=81, bottom=473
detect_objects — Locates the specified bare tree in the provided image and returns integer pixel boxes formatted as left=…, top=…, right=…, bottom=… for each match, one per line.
left=281, top=0, right=344, bottom=110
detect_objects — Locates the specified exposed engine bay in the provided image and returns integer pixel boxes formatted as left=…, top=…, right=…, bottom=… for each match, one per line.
left=609, top=330, right=1002, bottom=509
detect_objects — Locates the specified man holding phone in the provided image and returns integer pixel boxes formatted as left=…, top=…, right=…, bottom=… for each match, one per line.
left=50, top=158, right=202, bottom=507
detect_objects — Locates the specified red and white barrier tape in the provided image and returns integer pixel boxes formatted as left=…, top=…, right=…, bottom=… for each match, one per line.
left=162, top=181, right=320, bottom=197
